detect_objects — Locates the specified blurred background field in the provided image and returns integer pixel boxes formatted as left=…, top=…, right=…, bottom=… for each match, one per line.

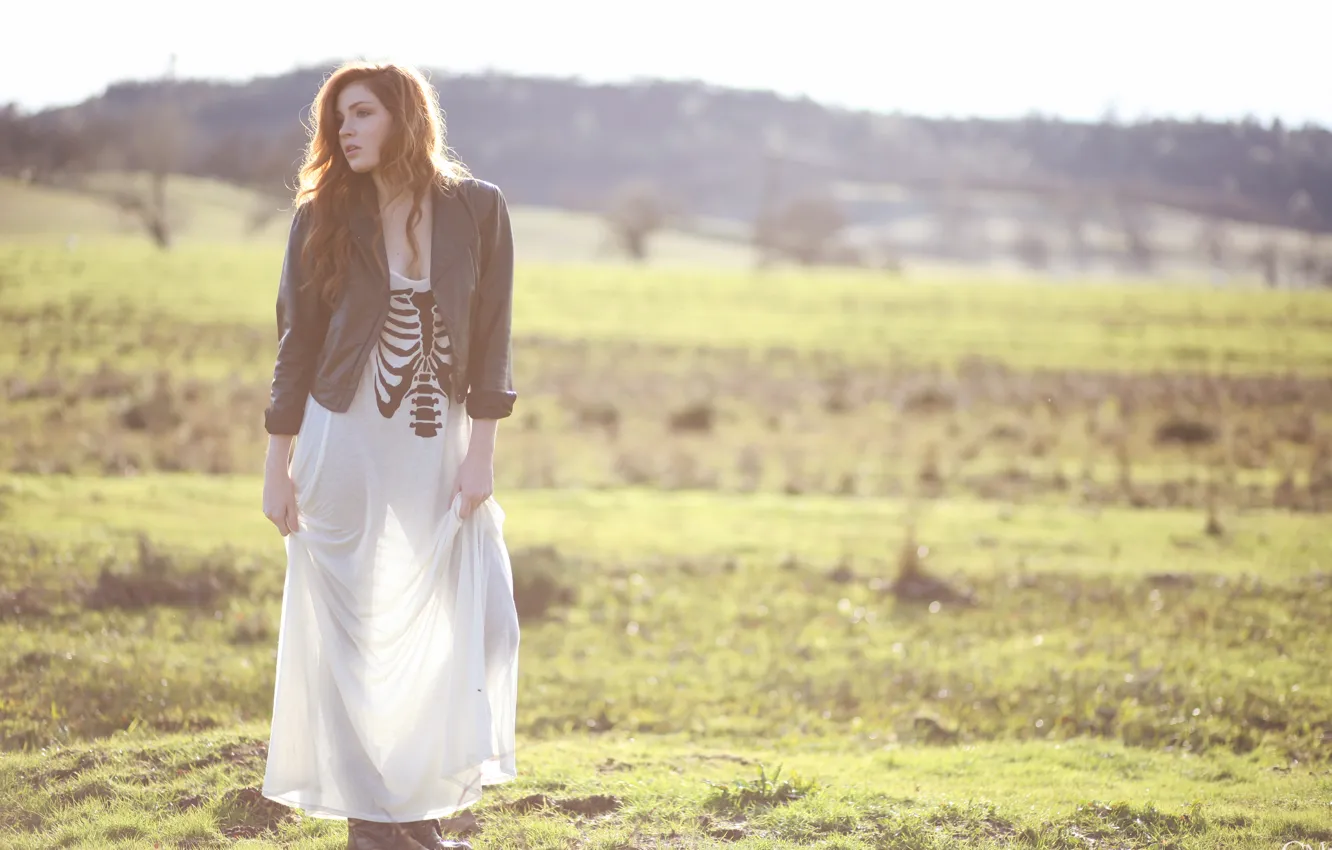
left=2, top=13, right=1332, bottom=849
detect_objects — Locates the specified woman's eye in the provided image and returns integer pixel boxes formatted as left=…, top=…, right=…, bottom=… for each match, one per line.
left=357, top=110, right=370, bottom=118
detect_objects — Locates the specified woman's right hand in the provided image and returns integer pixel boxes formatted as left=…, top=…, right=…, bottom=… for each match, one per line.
left=263, top=437, right=300, bottom=536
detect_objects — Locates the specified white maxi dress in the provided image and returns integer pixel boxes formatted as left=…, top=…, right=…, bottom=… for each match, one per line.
left=262, top=269, right=521, bottom=822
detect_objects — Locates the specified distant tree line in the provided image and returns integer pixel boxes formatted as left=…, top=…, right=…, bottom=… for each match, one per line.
left=1, top=68, right=1330, bottom=277
left=5, top=69, right=1331, bottom=228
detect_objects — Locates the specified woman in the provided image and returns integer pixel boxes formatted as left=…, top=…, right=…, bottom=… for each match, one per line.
left=258, top=61, right=521, bottom=850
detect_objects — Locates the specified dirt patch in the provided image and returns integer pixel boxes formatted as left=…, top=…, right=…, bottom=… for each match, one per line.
left=686, top=753, right=757, bottom=766
left=912, top=714, right=962, bottom=745
left=888, top=527, right=977, bottom=607
left=931, top=808, right=1018, bottom=843
left=184, top=738, right=268, bottom=771
left=0, top=535, right=254, bottom=621
left=669, top=401, right=715, bottom=433
left=696, top=813, right=749, bottom=841
left=220, top=740, right=268, bottom=765
left=577, top=401, right=620, bottom=435
left=511, top=546, right=577, bottom=621
left=1154, top=417, right=1218, bottom=446
left=494, top=792, right=623, bottom=819
left=82, top=536, right=248, bottom=611
left=899, top=383, right=957, bottom=415
left=0, top=808, right=42, bottom=832
left=44, top=751, right=108, bottom=783
left=560, top=794, right=621, bottom=818
left=1146, top=572, right=1197, bottom=588
left=83, top=565, right=234, bottom=610
left=215, top=786, right=298, bottom=839
left=60, top=779, right=115, bottom=805
left=437, top=809, right=479, bottom=836
left=0, top=587, right=51, bottom=620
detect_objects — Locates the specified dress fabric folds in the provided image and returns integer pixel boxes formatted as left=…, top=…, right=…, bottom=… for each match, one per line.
left=262, top=270, right=520, bottom=822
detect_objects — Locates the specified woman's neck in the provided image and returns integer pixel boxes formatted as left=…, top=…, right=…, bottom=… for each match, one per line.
left=372, top=172, right=409, bottom=212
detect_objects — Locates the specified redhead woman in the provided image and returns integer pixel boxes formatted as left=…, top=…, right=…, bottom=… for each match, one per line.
left=258, top=61, right=520, bottom=850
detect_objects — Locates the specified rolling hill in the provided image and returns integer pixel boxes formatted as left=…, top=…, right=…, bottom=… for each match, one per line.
left=8, top=66, right=1332, bottom=236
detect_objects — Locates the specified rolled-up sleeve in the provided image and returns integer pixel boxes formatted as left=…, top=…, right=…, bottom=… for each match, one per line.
left=465, top=182, right=518, bottom=420
left=263, top=208, right=329, bottom=436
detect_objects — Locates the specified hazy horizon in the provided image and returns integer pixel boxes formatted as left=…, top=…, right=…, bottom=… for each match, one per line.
left=5, top=0, right=1330, bottom=127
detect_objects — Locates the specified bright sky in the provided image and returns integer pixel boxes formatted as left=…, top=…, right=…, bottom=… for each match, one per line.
left=6, top=0, right=1328, bottom=126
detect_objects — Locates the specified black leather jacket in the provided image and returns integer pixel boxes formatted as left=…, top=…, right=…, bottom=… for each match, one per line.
left=263, top=178, right=517, bottom=435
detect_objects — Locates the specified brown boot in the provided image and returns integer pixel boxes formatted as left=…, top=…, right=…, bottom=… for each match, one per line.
left=347, top=817, right=430, bottom=850
left=404, top=819, right=473, bottom=849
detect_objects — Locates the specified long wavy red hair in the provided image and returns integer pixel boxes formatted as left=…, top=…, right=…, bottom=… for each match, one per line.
left=293, top=61, right=470, bottom=305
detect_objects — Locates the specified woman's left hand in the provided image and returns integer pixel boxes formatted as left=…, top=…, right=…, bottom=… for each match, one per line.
left=450, top=450, right=494, bottom=519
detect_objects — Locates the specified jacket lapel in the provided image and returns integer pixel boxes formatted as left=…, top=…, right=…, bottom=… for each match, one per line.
left=349, top=200, right=388, bottom=293
left=428, top=184, right=477, bottom=404
left=430, top=185, right=476, bottom=281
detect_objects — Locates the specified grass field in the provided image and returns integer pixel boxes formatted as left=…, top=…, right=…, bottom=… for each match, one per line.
left=1, top=178, right=1330, bottom=848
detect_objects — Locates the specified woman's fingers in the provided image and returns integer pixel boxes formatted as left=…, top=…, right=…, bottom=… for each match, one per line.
left=458, top=492, right=491, bottom=519
left=460, top=492, right=486, bottom=519
left=264, top=509, right=285, bottom=536
left=262, top=471, right=300, bottom=537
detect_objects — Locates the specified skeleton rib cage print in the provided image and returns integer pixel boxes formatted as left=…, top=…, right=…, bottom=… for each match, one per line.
left=371, top=275, right=454, bottom=438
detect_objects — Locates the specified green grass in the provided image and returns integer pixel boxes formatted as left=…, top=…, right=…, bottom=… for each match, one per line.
left=2, top=725, right=1329, bottom=849
left=3, top=241, right=1331, bottom=376
left=1, top=474, right=1330, bottom=847
left=1, top=217, right=1330, bottom=846
left=515, top=266, right=1332, bottom=373
left=7, top=237, right=1329, bottom=507
left=0, top=473, right=1328, bottom=580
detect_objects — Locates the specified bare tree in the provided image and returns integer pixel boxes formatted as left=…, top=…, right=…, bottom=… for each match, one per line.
left=1012, top=225, right=1052, bottom=270
left=753, top=146, right=784, bottom=268
left=1294, top=242, right=1327, bottom=288
left=109, top=94, right=189, bottom=249
left=78, top=56, right=192, bottom=249
left=1288, top=192, right=1327, bottom=288
left=755, top=194, right=846, bottom=266
left=932, top=187, right=983, bottom=261
left=1251, top=241, right=1281, bottom=288
left=1195, top=218, right=1233, bottom=270
left=603, top=179, right=668, bottom=261
left=1058, top=195, right=1093, bottom=269
left=1114, top=197, right=1156, bottom=273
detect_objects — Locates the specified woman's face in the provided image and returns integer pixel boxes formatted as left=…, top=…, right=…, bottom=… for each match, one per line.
left=335, top=82, right=391, bottom=173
